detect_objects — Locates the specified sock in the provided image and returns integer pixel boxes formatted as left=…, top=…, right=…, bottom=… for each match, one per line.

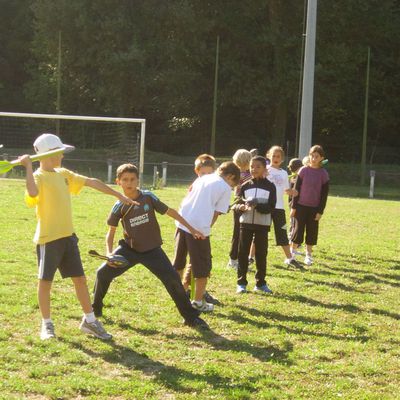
left=42, top=318, right=52, bottom=325
left=85, top=312, right=96, bottom=324
left=193, top=300, right=203, bottom=305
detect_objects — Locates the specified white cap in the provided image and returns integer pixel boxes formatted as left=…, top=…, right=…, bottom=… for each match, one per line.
left=33, top=133, right=75, bottom=154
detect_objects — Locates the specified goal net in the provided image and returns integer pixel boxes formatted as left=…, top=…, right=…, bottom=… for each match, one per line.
left=0, top=112, right=146, bottom=182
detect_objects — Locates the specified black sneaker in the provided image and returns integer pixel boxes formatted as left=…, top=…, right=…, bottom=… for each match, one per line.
left=184, top=317, right=210, bottom=330
left=204, top=291, right=220, bottom=305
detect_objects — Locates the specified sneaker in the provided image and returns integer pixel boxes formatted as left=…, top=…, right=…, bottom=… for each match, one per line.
left=191, top=300, right=214, bottom=313
left=204, top=291, right=219, bottom=305
left=304, top=255, right=313, bottom=266
left=227, top=258, right=239, bottom=269
left=236, top=284, right=247, bottom=294
left=253, top=284, right=273, bottom=294
left=40, top=321, right=56, bottom=340
left=79, top=317, right=113, bottom=340
left=284, top=258, right=303, bottom=269
left=184, top=317, right=210, bottom=330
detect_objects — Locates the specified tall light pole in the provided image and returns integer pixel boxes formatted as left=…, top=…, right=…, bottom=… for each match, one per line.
left=360, top=46, right=371, bottom=185
left=298, top=0, right=317, bottom=158
left=210, top=35, right=220, bottom=155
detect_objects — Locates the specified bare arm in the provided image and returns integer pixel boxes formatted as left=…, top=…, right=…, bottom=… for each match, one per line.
left=85, top=178, right=138, bottom=205
left=166, top=208, right=205, bottom=239
left=19, top=155, right=38, bottom=197
left=211, top=211, right=222, bottom=227
left=105, top=226, right=117, bottom=256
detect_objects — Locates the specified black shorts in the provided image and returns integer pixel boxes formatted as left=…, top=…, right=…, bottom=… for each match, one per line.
left=36, top=234, right=85, bottom=281
left=271, top=208, right=289, bottom=246
left=172, top=228, right=211, bottom=279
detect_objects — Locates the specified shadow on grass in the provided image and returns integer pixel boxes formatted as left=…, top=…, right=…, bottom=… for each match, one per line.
left=220, top=309, right=369, bottom=343
left=275, top=293, right=362, bottom=313
left=303, top=277, right=374, bottom=294
left=319, top=251, right=400, bottom=270
left=102, top=320, right=294, bottom=366
left=276, top=292, right=400, bottom=321
left=60, top=337, right=257, bottom=394
left=165, top=330, right=294, bottom=366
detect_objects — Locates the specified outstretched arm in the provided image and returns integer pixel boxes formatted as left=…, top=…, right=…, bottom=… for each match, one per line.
left=85, top=178, right=138, bottom=206
left=19, top=155, right=39, bottom=197
left=166, top=208, right=205, bottom=239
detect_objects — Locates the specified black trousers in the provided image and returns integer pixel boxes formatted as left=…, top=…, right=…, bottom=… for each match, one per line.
left=229, top=210, right=241, bottom=260
left=237, top=225, right=269, bottom=287
left=93, top=240, right=199, bottom=323
left=291, top=204, right=319, bottom=246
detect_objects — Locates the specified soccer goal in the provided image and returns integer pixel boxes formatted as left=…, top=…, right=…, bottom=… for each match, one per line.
left=0, top=112, right=146, bottom=183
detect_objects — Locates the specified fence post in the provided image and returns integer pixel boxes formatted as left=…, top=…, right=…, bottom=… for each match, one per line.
left=107, top=159, right=113, bottom=184
left=369, top=170, right=375, bottom=199
left=162, top=162, right=168, bottom=187
left=153, top=165, right=159, bottom=188
left=1, top=153, right=8, bottom=178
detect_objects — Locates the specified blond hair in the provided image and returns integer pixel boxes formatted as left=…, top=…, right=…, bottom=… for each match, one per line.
left=232, top=149, right=252, bottom=169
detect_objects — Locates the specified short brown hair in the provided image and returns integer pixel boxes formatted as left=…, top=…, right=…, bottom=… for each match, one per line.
left=194, top=154, right=217, bottom=172
left=217, top=161, right=240, bottom=185
left=266, top=145, right=285, bottom=161
left=116, top=163, right=139, bottom=179
left=309, top=145, right=325, bottom=158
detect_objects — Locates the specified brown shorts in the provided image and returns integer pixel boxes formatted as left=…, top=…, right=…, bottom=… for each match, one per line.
left=172, top=228, right=211, bottom=279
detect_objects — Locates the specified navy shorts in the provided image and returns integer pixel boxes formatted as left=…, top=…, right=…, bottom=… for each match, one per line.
left=36, top=234, right=85, bottom=281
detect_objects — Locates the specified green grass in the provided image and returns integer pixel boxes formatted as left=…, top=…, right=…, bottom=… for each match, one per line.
left=0, top=179, right=399, bottom=399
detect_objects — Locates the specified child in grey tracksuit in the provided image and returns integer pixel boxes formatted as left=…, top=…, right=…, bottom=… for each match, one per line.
left=232, top=156, right=276, bottom=293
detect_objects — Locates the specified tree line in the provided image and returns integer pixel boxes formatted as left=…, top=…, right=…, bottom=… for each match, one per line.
left=1, top=0, right=399, bottom=163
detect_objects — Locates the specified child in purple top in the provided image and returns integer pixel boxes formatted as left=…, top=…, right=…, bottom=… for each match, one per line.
left=290, top=145, right=329, bottom=266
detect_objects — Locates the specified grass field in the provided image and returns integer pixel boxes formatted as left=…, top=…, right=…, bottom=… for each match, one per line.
left=0, top=179, right=399, bottom=399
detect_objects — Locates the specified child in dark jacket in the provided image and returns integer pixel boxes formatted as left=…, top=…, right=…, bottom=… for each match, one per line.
left=232, top=156, right=276, bottom=294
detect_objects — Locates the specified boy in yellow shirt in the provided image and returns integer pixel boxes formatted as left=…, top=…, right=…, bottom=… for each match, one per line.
left=20, top=133, right=135, bottom=340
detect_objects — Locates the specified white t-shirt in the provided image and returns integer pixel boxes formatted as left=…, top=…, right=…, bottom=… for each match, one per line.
left=267, top=166, right=289, bottom=210
left=177, top=173, right=232, bottom=236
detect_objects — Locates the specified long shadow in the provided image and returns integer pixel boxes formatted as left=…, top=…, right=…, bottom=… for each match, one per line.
left=60, top=337, right=256, bottom=393
left=219, top=311, right=369, bottom=343
left=275, top=292, right=400, bottom=321
left=274, top=293, right=362, bottom=313
left=165, top=330, right=294, bottom=366
left=369, top=308, right=400, bottom=321
left=360, top=274, right=400, bottom=288
left=320, top=263, right=400, bottom=283
left=303, top=278, right=373, bottom=294
left=320, top=251, right=400, bottom=268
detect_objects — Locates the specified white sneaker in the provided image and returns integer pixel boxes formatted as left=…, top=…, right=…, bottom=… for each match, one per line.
left=191, top=300, right=214, bottom=312
left=304, top=255, right=313, bottom=266
left=227, top=258, right=239, bottom=269
left=236, top=284, right=247, bottom=294
left=40, top=321, right=56, bottom=340
left=79, top=317, right=113, bottom=340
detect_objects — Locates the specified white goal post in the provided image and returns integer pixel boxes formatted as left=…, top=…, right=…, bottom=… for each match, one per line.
left=0, top=111, right=146, bottom=183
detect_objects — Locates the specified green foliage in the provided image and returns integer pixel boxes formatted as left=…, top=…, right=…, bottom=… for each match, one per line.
left=1, top=1, right=400, bottom=159
left=0, top=179, right=399, bottom=399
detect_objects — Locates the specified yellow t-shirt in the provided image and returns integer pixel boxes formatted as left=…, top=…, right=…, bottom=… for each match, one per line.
left=25, top=168, right=87, bottom=244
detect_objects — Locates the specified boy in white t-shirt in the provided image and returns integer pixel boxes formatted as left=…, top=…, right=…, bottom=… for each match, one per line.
left=266, top=146, right=302, bottom=269
left=173, top=161, right=240, bottom=312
